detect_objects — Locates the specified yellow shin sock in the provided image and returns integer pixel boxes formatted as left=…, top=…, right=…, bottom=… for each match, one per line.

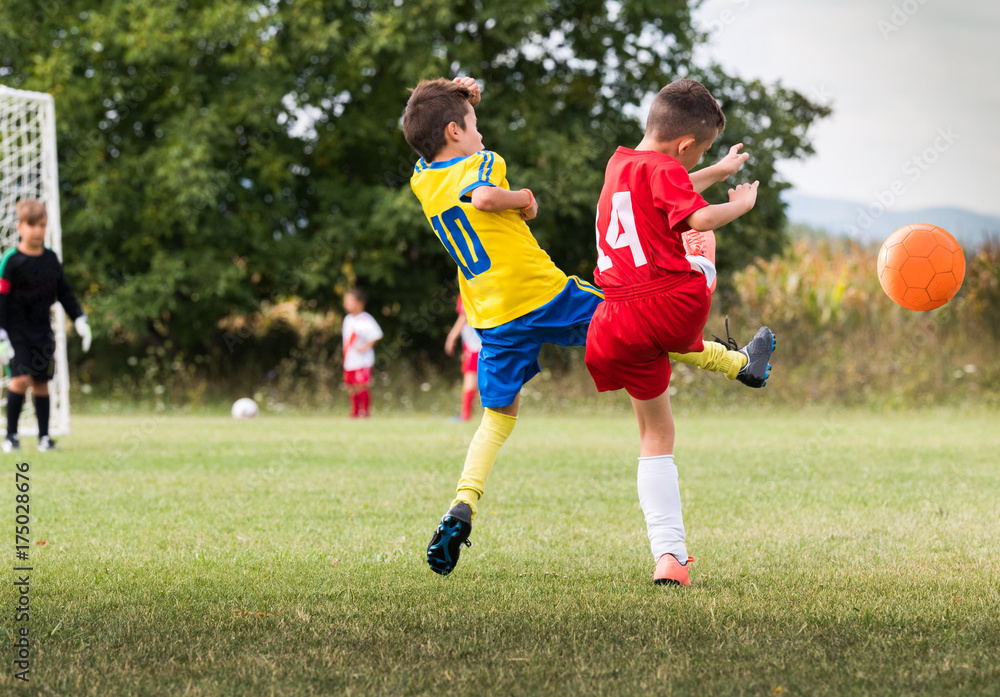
left=670, top=341, right=747, bottom=380
left=451, top=409, right=517, bottom=520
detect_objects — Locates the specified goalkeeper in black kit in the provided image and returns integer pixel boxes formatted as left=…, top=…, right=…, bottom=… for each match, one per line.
left=0, top=200, right=91, bottom=452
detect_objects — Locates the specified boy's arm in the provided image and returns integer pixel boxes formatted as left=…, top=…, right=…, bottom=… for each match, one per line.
left=452, top=76, right=481, bottom=106
left=0, top=254, right=17, bottom=332
left=689, top=144, right=750, bottom=194
left=0, top=279, right=9, bottom=333
left=445, top=314, right=466, bottom=356
left=57, top=268, right=85, bottom=321
left=470, top=187, right=537, bottom=220
left=355, top=337, right=382, bottom=353
left=356, top=316, right=384, bottom=353
left=57, top=265, right=92, bottom=351
left=685, top=181, right=759, bottom=231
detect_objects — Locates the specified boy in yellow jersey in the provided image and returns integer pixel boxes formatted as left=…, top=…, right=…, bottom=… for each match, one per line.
left=405, top=77, right=758, bottom=576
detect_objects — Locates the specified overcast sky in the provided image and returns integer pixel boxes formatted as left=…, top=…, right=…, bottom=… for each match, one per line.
left=691, top=0, right=1000, bottom=216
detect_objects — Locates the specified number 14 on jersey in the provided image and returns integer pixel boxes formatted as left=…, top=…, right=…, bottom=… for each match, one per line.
left=596, top=191, right=647, bottom=271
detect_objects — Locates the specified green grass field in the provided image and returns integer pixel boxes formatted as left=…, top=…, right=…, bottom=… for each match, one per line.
left=2, top=411, right=999, bottom=696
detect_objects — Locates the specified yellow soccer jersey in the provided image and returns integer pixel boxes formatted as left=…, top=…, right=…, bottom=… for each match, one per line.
left=410, top=150, right=567, bottom=329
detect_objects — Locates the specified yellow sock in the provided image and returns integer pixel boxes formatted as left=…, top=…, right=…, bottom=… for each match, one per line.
left=451, top=408, right=517, bottom=520
left=670, top=341, right=747, bottom=380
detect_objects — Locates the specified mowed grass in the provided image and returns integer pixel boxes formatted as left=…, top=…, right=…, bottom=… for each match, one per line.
left=2, top=411, right=999, bottom=696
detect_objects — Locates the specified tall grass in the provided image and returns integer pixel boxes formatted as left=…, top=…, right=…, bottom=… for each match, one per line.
left=719, top=238, right=1000, bottom=408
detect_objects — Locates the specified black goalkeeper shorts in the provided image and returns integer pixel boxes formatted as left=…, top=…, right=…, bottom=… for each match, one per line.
left=9, top=332, right=56, bottom=381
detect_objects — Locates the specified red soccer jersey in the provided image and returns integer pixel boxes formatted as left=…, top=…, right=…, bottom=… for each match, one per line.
left=593, top=147, right=709, bottom=289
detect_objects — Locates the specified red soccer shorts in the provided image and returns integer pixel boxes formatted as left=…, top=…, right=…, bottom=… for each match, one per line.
left=461, top=345, right=479, bottom=374
left=344, top=367, right=372, bottom=386
left=585, top=271, right=711, bottom=401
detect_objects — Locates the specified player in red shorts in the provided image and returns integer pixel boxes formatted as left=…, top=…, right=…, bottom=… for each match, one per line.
left=585, top=79, right=776, bottom=586
left=444, top=295, right=480, bottom=421
left=342, top=288, right=382, bottom=418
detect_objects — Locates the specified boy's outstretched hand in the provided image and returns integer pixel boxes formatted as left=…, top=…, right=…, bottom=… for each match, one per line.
left=729, top=181, right=759, bottom=213
left=715, top=143, right=750, bottom=179
left=453, top=76, right=481, bottom=106
left=689, top=143, right=751, bottom=194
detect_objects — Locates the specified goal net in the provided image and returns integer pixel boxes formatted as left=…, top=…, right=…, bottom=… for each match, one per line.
left=0, top=85, right=70, bottom=436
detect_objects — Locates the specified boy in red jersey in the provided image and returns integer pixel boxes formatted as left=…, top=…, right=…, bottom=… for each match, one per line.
left=585, top=79, right=776, bottom=586
left=408, top=76, right=762, bottom=577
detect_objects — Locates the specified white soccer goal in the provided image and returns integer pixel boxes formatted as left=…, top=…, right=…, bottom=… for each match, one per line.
left=0, top=85, right=71, bottom=436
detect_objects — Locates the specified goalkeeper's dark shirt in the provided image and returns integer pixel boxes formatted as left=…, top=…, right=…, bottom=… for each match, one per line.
left=0, top=247, right=84, bottom=344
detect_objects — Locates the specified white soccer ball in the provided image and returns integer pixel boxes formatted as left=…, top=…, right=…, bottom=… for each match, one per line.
left=231, top=398, right=259, bottom=420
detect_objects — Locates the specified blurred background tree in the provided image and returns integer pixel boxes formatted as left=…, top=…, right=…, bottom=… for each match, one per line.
left=0, top=0, right=828, bottom=368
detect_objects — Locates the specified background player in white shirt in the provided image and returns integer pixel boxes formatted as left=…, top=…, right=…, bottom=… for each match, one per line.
left=342, top=288, right=382, bottom=418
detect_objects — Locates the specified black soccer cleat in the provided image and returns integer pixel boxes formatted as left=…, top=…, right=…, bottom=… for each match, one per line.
left=2, top=434, right=20, bottom=453
left=734, top=326, right=775, bottom=387
left=426, top=504, right=473, bottom=576
left=713, top=318, right=775, bottom=388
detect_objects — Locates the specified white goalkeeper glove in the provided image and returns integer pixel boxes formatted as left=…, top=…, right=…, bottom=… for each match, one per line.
left=0, top=329, right=12, bottom=365
left=74, top=315, right=92, bottom=353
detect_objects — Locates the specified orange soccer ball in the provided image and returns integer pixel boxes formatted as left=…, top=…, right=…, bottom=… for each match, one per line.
left=877, top=224, right=965, bottom=311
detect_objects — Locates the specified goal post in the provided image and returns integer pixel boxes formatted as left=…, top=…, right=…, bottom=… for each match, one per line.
left=0, top=85, right=71, bottom=436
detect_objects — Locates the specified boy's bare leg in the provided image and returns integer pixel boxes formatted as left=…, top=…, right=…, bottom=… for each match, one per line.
left=631, top=391, right=675, bottom=457
left=9, top=375, right=32, bottom=394
left=346, top=384, right=360, bottom=417
left=461, top=370, right=478, bottom=395
left=630, top=390, right=691, bottom=586
left=460, top=370, right=478, bottom=421
left=357, top=380, right=371, bottom=417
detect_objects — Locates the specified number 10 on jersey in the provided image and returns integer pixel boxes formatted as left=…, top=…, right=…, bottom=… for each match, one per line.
left=431, top=206, right=492, bottom=280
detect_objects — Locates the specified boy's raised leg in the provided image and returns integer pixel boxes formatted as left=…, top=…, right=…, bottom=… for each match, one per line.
left=670, top=341, right=745, bottom=379
left=670, top=324, right=775, bottom=388
left=710, top=323, right=775, bottom=388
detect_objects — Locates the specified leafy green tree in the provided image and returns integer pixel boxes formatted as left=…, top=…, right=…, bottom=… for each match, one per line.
left=1, top=0, right=829, bottom=365
left=1, top=1, right=314, bottom=351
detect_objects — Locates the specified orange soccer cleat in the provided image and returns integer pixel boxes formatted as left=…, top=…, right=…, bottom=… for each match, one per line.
left=682, top=229, right=717, bottom=293
left=654, top=553, right=694, bottom=586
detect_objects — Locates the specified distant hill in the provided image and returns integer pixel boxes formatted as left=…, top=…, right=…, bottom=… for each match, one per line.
left=782, top=192, right=1000, bottom=248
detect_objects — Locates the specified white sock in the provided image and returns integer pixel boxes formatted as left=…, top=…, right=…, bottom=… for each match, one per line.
left=686, top=255, right=716, bottom=289
left=637, top=455, right=687, bottom=562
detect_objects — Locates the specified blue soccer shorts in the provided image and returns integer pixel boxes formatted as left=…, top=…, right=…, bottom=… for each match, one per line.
left=474, top=276, right=604, bottom=409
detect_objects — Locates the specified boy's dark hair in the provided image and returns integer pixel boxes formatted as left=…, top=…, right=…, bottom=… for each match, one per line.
left=16, top=199, right=47, bottom=226
left=645, top=79, right=726, bottom=144
left=403, top=78, right=475, bottom=161
left=346, top=287, right=367, bottom=305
